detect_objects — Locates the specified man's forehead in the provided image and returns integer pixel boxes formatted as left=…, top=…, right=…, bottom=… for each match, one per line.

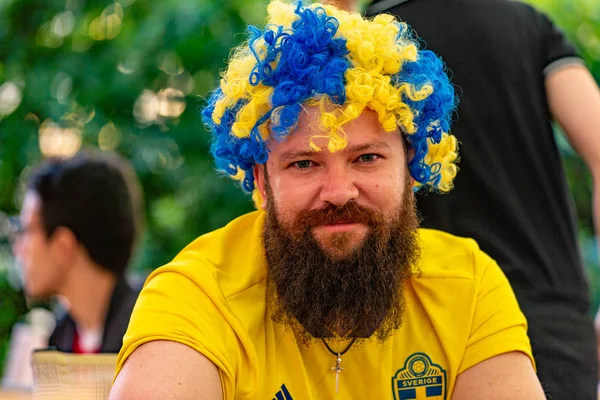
left=267, top=106, right=400, bottom=154
left=21, top=191, right=42, bottom=221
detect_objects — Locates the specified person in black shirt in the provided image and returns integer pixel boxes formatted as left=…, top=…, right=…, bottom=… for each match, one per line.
left=343, top=0, right=600, bottom=398
left=11, top=150, right=143, bottom=354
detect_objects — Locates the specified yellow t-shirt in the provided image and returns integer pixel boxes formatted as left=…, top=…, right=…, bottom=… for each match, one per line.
left=116, top=211, right=533, bottom=400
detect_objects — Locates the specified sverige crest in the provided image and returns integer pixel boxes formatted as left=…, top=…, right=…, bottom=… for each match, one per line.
left=392, top=353, right=447, bottom=400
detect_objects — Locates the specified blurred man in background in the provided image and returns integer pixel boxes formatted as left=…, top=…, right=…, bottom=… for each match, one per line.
left=353, top=0, right=600, bottom=398
left=11, top=149, right=143, bottom=354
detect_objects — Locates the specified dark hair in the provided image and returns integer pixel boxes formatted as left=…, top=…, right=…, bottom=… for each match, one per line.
left=27, top=149, right=142, bottom=277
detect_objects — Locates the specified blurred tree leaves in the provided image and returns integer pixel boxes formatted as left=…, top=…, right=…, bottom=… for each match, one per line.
left=0, top=0, right=268, bottom=269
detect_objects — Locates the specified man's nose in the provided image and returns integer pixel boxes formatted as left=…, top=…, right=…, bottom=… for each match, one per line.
left=318, top=164, right=359, bottom=206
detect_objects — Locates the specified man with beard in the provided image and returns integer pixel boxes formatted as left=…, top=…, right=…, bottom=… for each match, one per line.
left=110, top=2, right=545, bottom=399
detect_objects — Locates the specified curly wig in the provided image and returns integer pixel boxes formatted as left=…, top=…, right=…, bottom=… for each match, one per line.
left=202, top=1, right=458, bottom=205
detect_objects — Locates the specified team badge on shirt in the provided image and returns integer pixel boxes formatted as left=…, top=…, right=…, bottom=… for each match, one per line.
left=392, top=353, right=447, bottom=399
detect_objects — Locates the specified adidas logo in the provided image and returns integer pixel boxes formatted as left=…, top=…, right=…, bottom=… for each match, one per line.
left=273, top=384, right=293, bottom=400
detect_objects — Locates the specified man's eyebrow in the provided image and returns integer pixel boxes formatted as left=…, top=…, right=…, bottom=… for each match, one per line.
left=279, top=150, right=320, bottom=163
left=347, top=142, right=392, bottom=153
left=278, top=142, right=392, bottom=162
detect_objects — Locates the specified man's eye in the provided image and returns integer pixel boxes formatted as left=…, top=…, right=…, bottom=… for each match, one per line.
left=358, top=154, right=379, bottom=163
left=293, top=160, right=313, bottom=169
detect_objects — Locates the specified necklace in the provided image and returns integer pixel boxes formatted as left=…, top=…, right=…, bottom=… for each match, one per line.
left=321, top=337, right=356, bottom=394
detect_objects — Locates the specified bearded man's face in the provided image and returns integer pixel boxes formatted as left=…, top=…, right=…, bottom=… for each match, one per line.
left=255, top=107, right=421, bottom=342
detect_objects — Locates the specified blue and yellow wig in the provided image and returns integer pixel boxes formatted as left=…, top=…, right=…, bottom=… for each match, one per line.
left=202, top=1, right=458, bottom=205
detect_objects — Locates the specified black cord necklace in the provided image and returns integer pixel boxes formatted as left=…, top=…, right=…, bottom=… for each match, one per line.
left=321, top=337, right=356, bottom=394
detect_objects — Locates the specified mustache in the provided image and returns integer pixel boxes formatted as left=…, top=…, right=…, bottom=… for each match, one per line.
left=294, top=201, right=383, bottom=228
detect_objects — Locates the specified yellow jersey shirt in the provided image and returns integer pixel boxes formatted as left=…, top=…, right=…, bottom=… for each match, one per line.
left=116, top=211, right=533, bottom=400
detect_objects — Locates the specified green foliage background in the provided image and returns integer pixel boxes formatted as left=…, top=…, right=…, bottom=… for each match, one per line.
left=0, top=0, right=599, bottom=376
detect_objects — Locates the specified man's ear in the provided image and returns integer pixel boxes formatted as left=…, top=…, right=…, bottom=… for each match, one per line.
left=49, top=226, right=79, bottom=266
left=404, top=142, right=416, bottom=187
left=253, top=164, right=268, bottom=210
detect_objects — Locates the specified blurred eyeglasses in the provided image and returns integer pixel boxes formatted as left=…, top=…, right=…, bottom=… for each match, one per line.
left=0, top=212, right=24, bottom=243
left=9, top=216, right=25, bottom=235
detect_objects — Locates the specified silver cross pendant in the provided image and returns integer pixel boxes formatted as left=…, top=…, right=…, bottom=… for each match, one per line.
left=331, top=353, right=344, bottom=394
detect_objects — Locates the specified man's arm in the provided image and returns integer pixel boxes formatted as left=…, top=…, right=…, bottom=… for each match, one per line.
left=546, top=65, right=600, bottom=366
left=452, top=352, right=546, bottom=399
left=546, top=65, right=600, bottom=249
left=109, top=341, right=223, bottom=400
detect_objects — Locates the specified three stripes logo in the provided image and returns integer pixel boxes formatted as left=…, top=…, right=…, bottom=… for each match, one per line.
left=273, top=384, right=293, bottom=400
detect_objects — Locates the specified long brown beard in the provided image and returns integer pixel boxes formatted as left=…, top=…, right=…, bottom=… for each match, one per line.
left=262, top=176, right=421, bottom=345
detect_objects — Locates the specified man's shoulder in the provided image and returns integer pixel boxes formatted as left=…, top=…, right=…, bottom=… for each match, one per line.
left=146, top=211, right=267, bottom=299
left=417, top=228, right=494, bottom=281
